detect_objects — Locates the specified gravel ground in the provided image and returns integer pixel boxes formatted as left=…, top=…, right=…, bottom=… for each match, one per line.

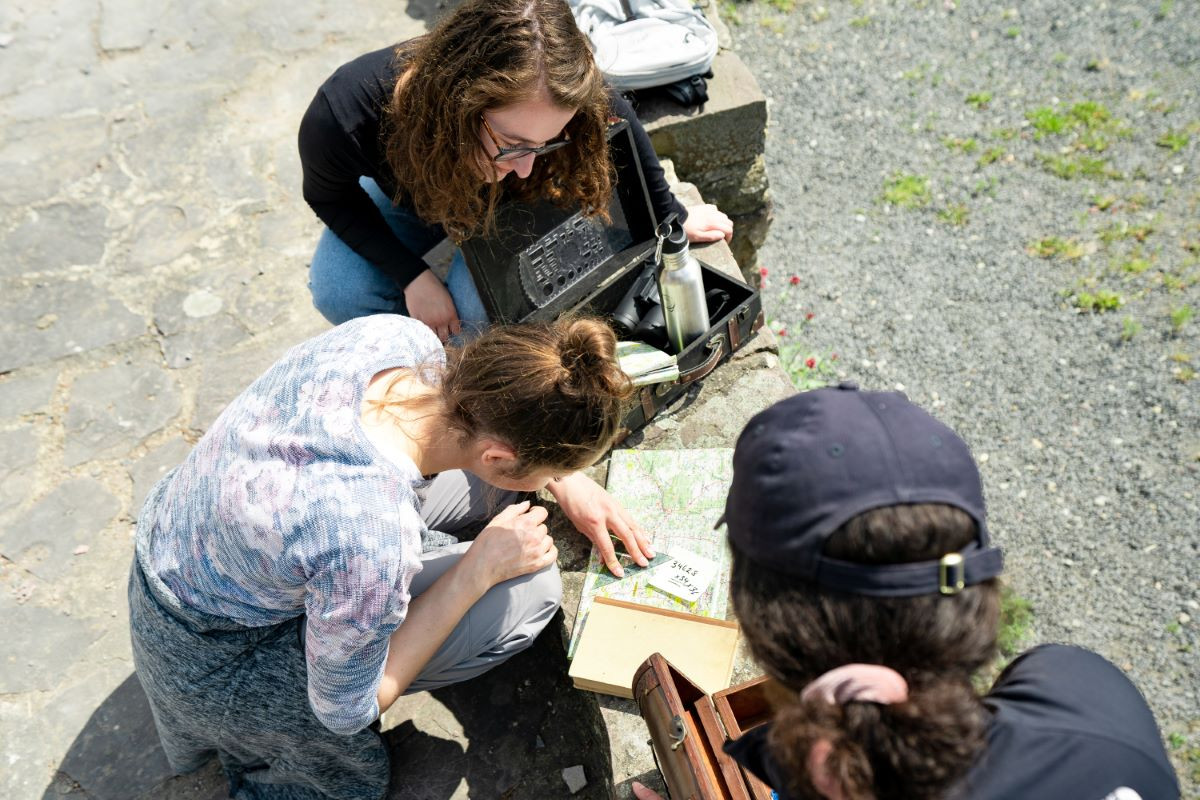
left=728, top=0, right=1199, bottom=791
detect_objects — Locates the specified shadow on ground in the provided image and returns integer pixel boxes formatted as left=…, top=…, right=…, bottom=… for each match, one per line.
left=383, top=611, right=613, bottom=799
left=42, top=615, right=612, bottom=800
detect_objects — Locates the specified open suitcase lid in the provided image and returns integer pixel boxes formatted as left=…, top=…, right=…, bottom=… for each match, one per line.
left=460, top=120, right=661, bottom=323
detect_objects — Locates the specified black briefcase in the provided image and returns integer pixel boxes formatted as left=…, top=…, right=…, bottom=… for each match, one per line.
left=460, top=120, right=764, bottom=438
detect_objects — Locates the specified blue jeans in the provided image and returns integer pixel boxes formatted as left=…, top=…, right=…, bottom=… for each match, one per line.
left=307, top=177, right=489, bottom=331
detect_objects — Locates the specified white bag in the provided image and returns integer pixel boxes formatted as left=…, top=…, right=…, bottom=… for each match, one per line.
left=569, top=0, right=718, bottom=91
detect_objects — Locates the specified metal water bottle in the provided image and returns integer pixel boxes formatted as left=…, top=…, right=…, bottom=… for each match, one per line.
left=657, top=221, right=710, bottom=353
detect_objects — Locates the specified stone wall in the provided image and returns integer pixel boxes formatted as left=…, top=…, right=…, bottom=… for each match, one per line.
left=634, top=5, right=773, bottom=282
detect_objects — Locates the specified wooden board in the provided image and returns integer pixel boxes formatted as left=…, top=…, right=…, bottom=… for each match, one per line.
left=569, top=597, right=739, bottom=698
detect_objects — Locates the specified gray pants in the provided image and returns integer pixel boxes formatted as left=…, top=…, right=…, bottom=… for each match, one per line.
left=129, top=470, right=560, bottom=800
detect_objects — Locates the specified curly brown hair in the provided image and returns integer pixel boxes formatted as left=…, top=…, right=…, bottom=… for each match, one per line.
left=731, top=504, right=1001, bottom=800
left=384, top=0, right=614, bottom=241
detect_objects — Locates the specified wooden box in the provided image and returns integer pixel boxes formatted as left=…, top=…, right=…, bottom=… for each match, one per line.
left=713, top=678, right=777, bottom=800
left=633, top=654, right=779, bottom=800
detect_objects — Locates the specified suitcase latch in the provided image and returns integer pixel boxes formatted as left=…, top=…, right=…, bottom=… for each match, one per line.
left=669, top=715, right=688, bottom=750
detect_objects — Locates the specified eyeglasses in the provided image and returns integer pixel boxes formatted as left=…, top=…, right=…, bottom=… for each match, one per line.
left=480, top=115, right=571, bottom=163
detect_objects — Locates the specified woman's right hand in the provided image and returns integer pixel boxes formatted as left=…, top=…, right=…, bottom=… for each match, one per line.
left=404, top=269, right=462, bottom=342
left=630, top=782, right=665, bottom=800
left=468, top=501, right=556, bottom=585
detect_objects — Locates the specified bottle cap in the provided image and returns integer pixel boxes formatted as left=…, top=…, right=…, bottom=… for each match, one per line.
left=660, top=222, right=689, bottom=255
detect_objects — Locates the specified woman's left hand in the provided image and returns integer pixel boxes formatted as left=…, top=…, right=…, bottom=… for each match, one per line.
left=683, top=203, right=734, bottom=243
left=548, top=472, right=654, bottom=578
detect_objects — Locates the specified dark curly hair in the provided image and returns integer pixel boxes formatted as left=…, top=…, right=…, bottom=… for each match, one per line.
left=384, top=0, right=614, bottom=241
left=731, top=504, right=1002, bottom=800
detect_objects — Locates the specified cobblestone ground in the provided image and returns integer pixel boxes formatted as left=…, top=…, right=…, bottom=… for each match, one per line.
left=0, top=3, right=436, bottom=797
left=0, top=4, right=793, bottom=798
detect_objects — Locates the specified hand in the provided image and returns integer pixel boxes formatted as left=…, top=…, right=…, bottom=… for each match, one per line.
left=548, top=473, right=653, bottom=578
left=468, top=501, right=556, bottom=585
left=631, top=782, right=665, bottom=800
left=403, top=269, right=462, bottom=342
left=682, top=203, right=733, bottom=243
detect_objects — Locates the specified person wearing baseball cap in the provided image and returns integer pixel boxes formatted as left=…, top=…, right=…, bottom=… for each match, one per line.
left=632, top=385, right=1178, bottom=800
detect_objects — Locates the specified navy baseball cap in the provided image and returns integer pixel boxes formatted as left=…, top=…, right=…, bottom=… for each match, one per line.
left=719, top=384, right=1003, bottom=597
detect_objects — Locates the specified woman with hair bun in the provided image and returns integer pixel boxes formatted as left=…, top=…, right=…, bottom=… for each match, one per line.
left=129, top=314, right=647, bottom=799
left=300, top=0, right=733, bottom=341
left=635, top=387, right=1178, bottom=800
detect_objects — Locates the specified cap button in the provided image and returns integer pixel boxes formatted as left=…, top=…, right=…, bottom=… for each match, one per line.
left=837, top=380, right=859, bottom=391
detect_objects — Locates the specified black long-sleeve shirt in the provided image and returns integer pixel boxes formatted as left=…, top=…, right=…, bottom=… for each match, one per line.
left=298, top=45, right=686, bottom=288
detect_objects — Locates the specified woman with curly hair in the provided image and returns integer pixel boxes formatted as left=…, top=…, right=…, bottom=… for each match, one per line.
left=634, top=388, right=1178, bottom=800
left=299, top=0, right=732, bottom=342
left=130, top=314, right=652, bottom=798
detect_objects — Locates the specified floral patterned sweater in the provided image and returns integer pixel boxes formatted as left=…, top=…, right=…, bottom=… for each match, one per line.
left=141, top=315, right=446, bottom=735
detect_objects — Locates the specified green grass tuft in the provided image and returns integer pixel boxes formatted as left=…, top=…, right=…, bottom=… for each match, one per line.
left=966, top=92, right=993, bottom=109
left=977, top=146, right=1006, bottom=166
left=1038, top=152, right=1122, bottom=180
left=882, top=173, right=932, bottom=208
left=1156, top=130, right=1190, bottom=153
left=943, top=136, right=979, bottom=154
left=997, top=587, right=1034, bottom=659
left=1027, top=107, right=1069, bottom=137
left=1170, top=305, right=1194, bottom=333
left=1029, top=236, right=1084, bottom=259
left=938, top=204, right=970, bottom=226
left=1119, top=256, right=1152, bottom=275
left=1074, top=289, right=1122, bottom=312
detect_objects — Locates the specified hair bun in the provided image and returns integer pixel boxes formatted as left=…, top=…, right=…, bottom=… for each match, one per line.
left=556, top=317, right=630, bottom=402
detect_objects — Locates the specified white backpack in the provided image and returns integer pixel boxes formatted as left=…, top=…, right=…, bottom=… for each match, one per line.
left=569, top=0, right=718, bottom=92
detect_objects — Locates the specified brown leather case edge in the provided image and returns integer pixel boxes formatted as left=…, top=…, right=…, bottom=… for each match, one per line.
left=633, top=653, right=725, bottom=800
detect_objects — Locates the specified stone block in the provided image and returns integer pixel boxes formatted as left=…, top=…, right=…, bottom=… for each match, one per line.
left=128, top=436, right=193, bottom=511
left=0, top=710, right=55, bottom=800
left=0, top=425, right=39, bottom=515
left=98, top=0, right=160, bottom=52
left=729, top=203, right=774, bottom=280
left=1, top=478, right=120, bottom=581
left=65, top=362, right=181, bottom=466
left=562, top=764, right=587, bottom=794
left=693, top=154, right=771, bottom=217
left=0, top=604, right=101, bottom=693
left=0, top=281, right=145, bottom=373
left=641, top=59, right=772, bottom=269
left=2, top=202, right=109, bottom=276
left=638, top=51, right=767, bottom=175
left=153, top=285, right=249, bottom=369
left=232, top=268, right=327, bottom=338
left=0, top=369, right=57, bottom=418
left=125, top=204, right=205, bottom=271
left=672, top=179, right=771, bottom=278
left=0, top=114, right=109, bottom=206
left=698, top=0, right=733, bottom=51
